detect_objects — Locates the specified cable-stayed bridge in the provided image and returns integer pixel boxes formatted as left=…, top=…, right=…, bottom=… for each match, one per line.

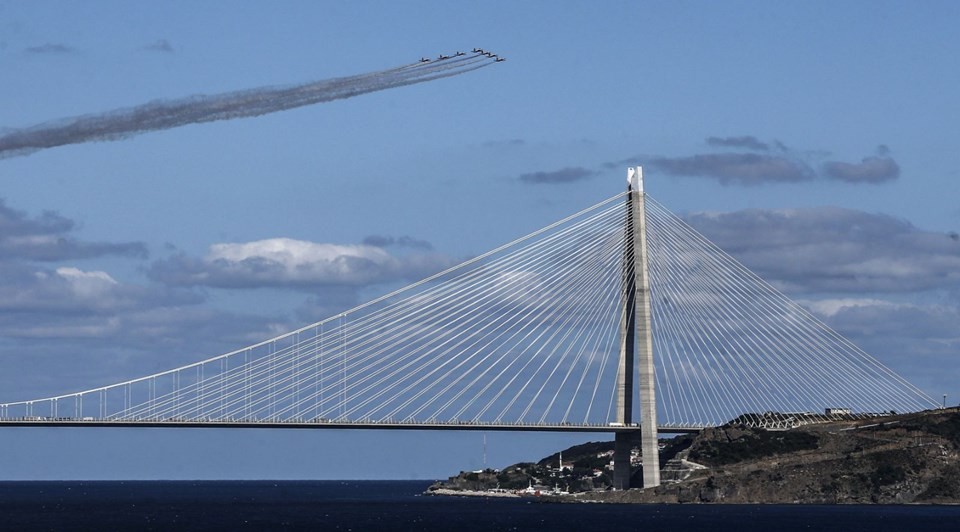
left=0, top=168, right=938, bottom=488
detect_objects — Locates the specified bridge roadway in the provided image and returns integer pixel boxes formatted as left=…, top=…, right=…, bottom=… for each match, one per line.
left=0, top=418, right=704, bottom=434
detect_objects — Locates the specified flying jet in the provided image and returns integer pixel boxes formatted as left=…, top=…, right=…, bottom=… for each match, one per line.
left=485, top=52, right=494, bottom=57
left=472, top=48, right=484, bottom=53
left=438, top=54, right=449, bottom=60
left=455, top=51, right=465, bottom=56
left=420, top=57, right=430, bottom=62
left=495, top=57, right=505, bottom=62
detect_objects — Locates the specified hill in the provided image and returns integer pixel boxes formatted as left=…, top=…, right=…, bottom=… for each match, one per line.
left=431, top=408, right=960, bottom=503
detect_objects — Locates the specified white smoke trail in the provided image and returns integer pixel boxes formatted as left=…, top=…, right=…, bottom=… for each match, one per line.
left=0, top=53, right=497, bottom=159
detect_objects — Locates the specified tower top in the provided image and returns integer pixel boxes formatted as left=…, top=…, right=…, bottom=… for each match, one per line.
left=627, top=166, right=643, bottom=192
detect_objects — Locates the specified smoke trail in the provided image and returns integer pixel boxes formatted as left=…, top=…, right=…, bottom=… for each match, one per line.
left=0, top=54, right=498, bottom=159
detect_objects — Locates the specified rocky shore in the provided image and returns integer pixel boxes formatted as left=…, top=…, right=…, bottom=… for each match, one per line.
left=426, top=488, right=521, bottom=498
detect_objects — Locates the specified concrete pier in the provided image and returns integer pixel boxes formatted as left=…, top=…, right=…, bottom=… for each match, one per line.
left=614, top=167, right=660, bottom=489
left=612, top=431, right=638, bottom=489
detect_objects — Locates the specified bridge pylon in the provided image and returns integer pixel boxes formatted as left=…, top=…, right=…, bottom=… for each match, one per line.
left=613, top=166, right=659, bottom=490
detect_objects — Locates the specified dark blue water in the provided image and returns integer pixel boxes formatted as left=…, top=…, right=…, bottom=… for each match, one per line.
left=1, top=480, right=958, bottom=531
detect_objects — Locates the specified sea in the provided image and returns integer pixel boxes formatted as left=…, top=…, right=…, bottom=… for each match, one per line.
left=1, top=480, right=958, bottom=531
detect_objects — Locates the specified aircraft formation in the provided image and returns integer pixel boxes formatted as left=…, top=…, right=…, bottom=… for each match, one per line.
left=0, top=51, right=500, bottom=159
left=419, top=48, right=505, bottom=63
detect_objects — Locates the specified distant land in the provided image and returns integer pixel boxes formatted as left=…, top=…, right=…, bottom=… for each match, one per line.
left=430, top=408, right=960, bottom=504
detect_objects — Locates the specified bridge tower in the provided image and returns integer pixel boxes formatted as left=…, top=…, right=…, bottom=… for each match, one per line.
left=613, top=166, right=660, bottom=490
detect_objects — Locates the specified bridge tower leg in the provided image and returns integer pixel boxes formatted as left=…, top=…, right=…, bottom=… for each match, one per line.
left=613, top=166, right=659, bottom=490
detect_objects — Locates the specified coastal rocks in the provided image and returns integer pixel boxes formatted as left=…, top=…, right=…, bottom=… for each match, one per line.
left=428, top=469, right=502, bottom=492
left=660, top=454, right=709, bottom=483
left=426, top=488, right=520, bottom=498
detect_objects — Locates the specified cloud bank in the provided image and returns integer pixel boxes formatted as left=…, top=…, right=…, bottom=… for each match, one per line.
left=705, top=135, right=771, bottom=152
left=0, top=198, right=202, bottom=345
left=0, top=199, right=147, bottom=261
left=631, top=136, right=901, bottom=187
left=685, top=206, right=960, bottom=293
left=822, top=156, right=900, bottom=183
left=650, top=153, right=813, bottom=186
left=518, top=166, right=596, bottom=185
left=24, top=43, right=75, bottom=55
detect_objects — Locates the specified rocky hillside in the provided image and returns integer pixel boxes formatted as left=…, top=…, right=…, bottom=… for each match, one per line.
left=578, top=408, right=960, bottom=504
left=429, top=440, right=619, bottom=494
left=433, top=408, right=960, bottom=503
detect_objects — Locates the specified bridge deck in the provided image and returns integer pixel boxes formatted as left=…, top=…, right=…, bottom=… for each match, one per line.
left=0, top=419, right=704, bottom=434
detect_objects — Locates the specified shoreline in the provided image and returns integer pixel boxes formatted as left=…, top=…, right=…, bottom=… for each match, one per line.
left=425, top=488, right=522, bottom=498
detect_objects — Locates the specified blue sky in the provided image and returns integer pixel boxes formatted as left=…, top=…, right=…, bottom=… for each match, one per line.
left=1, top=1, right=958, bottom=480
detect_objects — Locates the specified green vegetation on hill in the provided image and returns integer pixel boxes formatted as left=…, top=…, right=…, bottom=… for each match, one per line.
left=900, top=411, right=960, bottom=446
left=432, top=440, right=621, bottom=493
left=687, top=427, right=819, bottom=466
left=536, top=441, right=615, bottom=467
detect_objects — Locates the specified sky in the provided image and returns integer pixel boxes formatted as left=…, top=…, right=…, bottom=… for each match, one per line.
left=1, top=1, right=958, bottom=480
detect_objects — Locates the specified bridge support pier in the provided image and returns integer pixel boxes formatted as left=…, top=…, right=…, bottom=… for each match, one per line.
left=613, top=431, right=638, bottom=490
left=617, top=167, right=660, bottom=490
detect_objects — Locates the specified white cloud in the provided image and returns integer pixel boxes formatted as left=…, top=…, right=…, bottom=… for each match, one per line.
left=800, top=297, right=903, bottom=318
left=150, top=237, right=458, bottom=289
left=0, top=262, right=199, bottom=317
left=207, top=238, right=395, bottom=282
left=52, top=266, right=119, bottom=296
